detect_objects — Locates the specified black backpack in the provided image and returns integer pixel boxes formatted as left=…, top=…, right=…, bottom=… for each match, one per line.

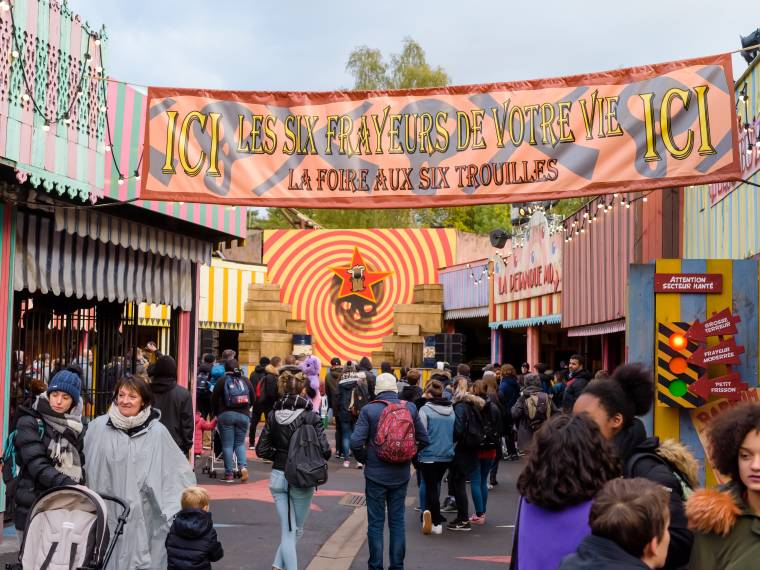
left=196, top=371, right=210, bottom=394
left=462, top=402, right=499, bottom=449
left=349, top=382, right=370, bottom=417
left=284, top=422, right=328, bottom=489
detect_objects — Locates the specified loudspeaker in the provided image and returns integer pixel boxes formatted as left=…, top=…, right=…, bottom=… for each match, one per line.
left=489, top=229, right=509, bottom=249
left=434, top=333, right=464, bottom=366
left=741, top=29, right=760, bottom=64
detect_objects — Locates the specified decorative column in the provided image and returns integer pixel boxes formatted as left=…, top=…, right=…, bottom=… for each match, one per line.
left=526, top=326, right=540, bottom=367
left=0, top=204, right=17, bottom=515
left=601, top=334, right=611, bottom=371
left=176, top=311, right=191, bottom=388
left=490, top=328, right=502, bottom=364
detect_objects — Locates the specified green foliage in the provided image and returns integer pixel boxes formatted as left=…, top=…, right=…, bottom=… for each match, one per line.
left=264, top=38, right=509, bottom=234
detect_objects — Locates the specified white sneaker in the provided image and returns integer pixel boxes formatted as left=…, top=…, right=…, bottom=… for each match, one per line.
left=356, top=462, right=364, bottom=469
left=431, top=524, right=443, bottom=535
left=343, top=460, right=350, bottom=468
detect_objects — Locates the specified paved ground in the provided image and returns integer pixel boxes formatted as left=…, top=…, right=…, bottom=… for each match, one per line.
left=0, top=429, right=522, bottom=569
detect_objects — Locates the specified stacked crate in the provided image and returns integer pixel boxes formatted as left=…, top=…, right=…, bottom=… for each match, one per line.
left=373, top=285, right=443, bottom=367
left=238, top=284, right=307, bottom=366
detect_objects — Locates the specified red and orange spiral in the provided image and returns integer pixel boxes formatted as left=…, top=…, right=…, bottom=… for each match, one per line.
left=264, top=229, right=456, bottom=363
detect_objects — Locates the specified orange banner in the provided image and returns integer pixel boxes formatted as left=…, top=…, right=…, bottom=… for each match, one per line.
left=141, top=53, right=741, bottom=208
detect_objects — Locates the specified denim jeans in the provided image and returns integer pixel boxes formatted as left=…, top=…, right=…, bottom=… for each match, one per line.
left=218, top=411, right=249, bottom=475
left=469, top=458, right=494, bottom=515
left=340, top=419, right=354, bottom=459
left=365, top=478, right=407, bottom=570
left=269, top=469, right=315, bottom=570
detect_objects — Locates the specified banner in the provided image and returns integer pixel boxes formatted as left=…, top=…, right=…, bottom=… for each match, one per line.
left=494, top=211, right=561, bottom=304
left=141, top=53, right=740, bottom=208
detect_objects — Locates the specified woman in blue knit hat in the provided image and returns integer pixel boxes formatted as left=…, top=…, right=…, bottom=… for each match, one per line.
left=13, top=365, right=86, bottom=543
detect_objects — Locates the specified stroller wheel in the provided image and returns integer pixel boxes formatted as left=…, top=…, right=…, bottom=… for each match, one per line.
left=209, top=471, right=216, bottom=479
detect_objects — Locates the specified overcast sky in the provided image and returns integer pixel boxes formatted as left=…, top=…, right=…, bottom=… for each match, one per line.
left=71, top=0, right=760, bottom=91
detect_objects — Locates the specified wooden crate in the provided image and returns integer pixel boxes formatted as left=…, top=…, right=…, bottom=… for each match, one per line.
left=372, top=351, right=397, bottom=366
left=395, top=323, right=421, bottom=336
left=393, top=303, right=443, bottom=335
left=286, top=319, right=308, bottom=335
left=243, top=304, right=292, bottom=332
left=394, top=342, right=423, bottom=368
left=413, top=284, right=444, bottom=305
left=248, top=284, right=282, bottom=303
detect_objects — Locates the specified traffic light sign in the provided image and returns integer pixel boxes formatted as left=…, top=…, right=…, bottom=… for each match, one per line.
left=656, top=322, right=705, bottom=408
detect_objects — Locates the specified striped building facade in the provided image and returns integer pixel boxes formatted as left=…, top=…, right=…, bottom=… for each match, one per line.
left=682, top=56, right=760, bottom=259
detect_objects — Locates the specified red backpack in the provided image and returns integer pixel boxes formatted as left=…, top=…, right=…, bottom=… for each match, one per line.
left=373, top=401, right=417, bottom=464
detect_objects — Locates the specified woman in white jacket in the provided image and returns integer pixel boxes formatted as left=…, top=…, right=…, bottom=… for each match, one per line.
left=84, top=374, right=196, bottom=569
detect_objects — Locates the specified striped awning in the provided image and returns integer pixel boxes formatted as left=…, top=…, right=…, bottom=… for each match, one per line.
left=444, top=307, right=489, bottom=320
left=199, top=259, right=267, bottom=327
left=54, top=207, right=211, bottom=264
left=490, top=314, right=562, bottom=329
left=14, top=212, right=193, bottom=310
left=566, top=319, right=626, bottom=337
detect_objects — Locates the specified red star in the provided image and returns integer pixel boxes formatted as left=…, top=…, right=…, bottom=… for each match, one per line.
left=330, top=247, right=392, bottom=303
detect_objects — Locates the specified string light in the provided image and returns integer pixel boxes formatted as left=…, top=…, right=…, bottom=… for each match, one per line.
left=133, top=169, right=141, bottom=181
left=117, top=176, right=125, bottom=186
left=0, top=1, right=10, bottom=12
left=41, top=120, right=50, bottom=132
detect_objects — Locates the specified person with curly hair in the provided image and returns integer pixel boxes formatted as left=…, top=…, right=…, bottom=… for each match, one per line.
left=255, top=366, right=331, bottom=570
left=511, top=413, right=621, bottom=569
left=685, top=402, right=760, bottom=570
left=573, top=364, right=696, bottom=569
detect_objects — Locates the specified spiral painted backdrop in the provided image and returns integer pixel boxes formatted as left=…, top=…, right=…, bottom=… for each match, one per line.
left=264, top=229, right=457, bottom=363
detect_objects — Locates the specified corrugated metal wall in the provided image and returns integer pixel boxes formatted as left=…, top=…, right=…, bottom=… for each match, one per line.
left=440, top=262, right=489, bottom=311
left=561, top=196, right=635, bottom=329
left=562, top=188, right=680, bottom=329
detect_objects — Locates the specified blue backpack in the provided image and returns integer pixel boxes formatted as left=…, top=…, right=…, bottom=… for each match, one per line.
left=223, top=373, right=250, bottom=408
left=2, top=419, right=44, bottom=484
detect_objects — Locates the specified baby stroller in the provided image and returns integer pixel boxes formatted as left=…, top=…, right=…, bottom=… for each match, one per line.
left=201, top=427, right=241, bottom=479
left=15, top=485, right=129, bottom=570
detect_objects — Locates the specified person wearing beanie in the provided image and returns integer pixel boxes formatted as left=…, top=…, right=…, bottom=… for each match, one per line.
left=350, top=371, right=429, bottom=570
left=13, top=367, right=85, bottom=539
left=150, top=355, right=194, bottom=455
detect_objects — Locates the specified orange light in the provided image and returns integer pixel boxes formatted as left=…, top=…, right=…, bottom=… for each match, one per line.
left=668, top=333, right=687, bottom=351
left=669, top=356, right=688, bottom=375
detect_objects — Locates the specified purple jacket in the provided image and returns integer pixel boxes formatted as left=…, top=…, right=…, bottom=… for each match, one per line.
left=515, top=498, right=592, bottom=570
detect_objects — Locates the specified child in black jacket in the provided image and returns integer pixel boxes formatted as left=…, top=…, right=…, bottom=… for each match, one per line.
left=167, top=487, right=224, bottom=570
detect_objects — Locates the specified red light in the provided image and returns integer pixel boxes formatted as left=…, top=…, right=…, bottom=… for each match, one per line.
left=669, top=333, right=687, bottom=351
left=669, top=356, right=688, bottom=375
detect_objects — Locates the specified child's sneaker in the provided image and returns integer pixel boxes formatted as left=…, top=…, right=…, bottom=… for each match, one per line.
left=431, top=524, right=443, bottom=535
left=223, top=473, right=235, bottom=483
left=240, top=468, right=249, bottom=483
left=343, top=460, right=350, bottom=468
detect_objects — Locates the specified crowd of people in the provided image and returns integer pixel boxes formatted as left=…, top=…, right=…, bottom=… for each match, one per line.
left=7, top=345, right=760, bottom=570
